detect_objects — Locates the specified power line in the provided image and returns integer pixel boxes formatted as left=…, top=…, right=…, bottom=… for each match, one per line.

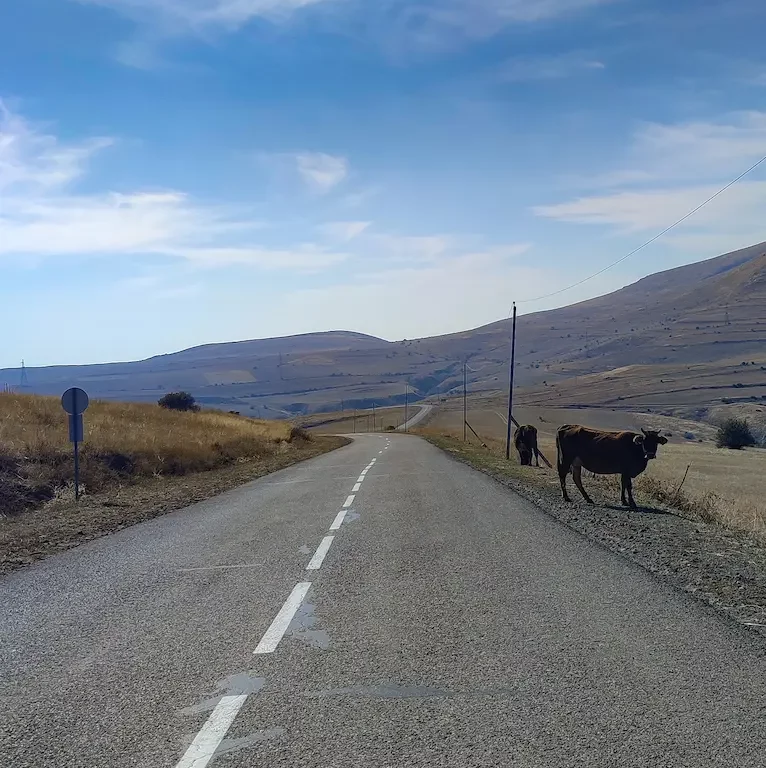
left=514, top=153, right=766, bottom=309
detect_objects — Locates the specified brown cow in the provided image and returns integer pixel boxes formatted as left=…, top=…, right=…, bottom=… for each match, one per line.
left=514, top=425, right=540, bottom=466
left=556, top=424, right=667, bottom=509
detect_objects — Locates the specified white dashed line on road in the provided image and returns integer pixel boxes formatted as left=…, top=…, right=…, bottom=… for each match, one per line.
left=175, top=694, right=248, bottom=768
left=306, top=536, right=334, bottom=571
left=329, top=510, right=347, bottom=531
left=178, top=564, right=263, bottom=572
left=254, top=581, right=312, bottom=655
left=175, top=446, right=378, bottom=767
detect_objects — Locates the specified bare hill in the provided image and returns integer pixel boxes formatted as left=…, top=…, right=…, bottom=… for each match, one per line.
left=5, top=241, right=766, bottom=417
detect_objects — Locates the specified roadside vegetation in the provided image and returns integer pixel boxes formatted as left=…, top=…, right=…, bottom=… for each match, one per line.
left=0, top=393, right=307, bottom=514
left=417, top=424, right=766, bottom=540
left=158, top=390, right=200, bottom=412
left=715, top=417, right=756, bottom=449
left=1, top=393, right=347, bottom=571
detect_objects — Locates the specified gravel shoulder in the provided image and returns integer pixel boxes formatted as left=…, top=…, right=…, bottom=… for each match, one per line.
left=426, top=435, right=766, bottom=638
left=0, top=435, right=349, bottom=575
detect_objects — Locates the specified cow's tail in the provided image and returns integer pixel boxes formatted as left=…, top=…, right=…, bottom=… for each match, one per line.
left=556, top=429, right=564, bottom=475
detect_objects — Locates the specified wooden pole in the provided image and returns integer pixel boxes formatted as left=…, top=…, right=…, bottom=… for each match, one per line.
left=505, top=303, right=517, bottom=460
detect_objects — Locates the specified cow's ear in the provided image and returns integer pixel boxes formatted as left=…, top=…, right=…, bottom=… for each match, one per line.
left=633, top=434, right=644, bottom=446
left=659, top=435, right=668, bottom=445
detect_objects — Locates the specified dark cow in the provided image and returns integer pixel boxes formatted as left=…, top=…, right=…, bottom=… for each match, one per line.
left=556, top=424, right=667, bottom=509
left=514, top=425, right=540, bottom=466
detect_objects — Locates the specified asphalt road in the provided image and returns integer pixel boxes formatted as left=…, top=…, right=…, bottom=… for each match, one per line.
left=3, top=434, right=766, bottom=767
left=397, top=404, right=433, bottom=431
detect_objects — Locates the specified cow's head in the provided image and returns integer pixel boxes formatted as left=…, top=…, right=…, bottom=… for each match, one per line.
left=633, top=428, right=668, bottom=459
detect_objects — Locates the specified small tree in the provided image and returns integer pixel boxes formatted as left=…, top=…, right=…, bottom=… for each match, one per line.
left=715, top=418, right=756, bottom=450
left=158, top=391, right=199, bottom=412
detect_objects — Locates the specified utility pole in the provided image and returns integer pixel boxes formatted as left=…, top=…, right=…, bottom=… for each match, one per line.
left=463, top=361, right=467, bottom=442
left=19, top=360, right=30, bottom=391
left=505, top=303, right=517, bottom=460
left=404, top=383, right=409, bottom=433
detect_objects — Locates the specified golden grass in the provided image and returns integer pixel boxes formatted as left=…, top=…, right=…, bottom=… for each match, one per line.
left=0, top=393, right=301, bottom=514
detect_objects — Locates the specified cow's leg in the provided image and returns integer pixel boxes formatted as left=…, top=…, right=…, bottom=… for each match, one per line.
left=624, top=475, right=638, bottom=509
left=571, top=461, right=594, bottom=504
left=533, top=446, right=540, bottom=467
left=557, top=449, right=572, bottom=502
left=621, top=474, right=630, bottom=507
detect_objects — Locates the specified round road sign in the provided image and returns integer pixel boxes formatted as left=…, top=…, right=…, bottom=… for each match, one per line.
left=61, top=387, right=89, bottom=415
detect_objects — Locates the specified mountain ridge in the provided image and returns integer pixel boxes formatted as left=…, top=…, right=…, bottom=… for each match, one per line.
left=4, top=241, right=766, bottom=417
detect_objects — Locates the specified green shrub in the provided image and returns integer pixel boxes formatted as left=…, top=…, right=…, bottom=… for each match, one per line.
left=715, top=418, right=756, bottom=450
left=158, top=391, right=199, bottom=412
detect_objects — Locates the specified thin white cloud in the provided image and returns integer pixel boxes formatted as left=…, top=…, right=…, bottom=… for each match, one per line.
left=469, top=0, right=614, bottom=24
left=0, top=102, right=112, bottom=192
left=627, top=112, right=766, bottom=181
left=294, top=152, right=349, bottom=193
left=77, top=0, right=331, bottom=30
left=362, top=0, right=616, bottom=54
left=259, top=151, right=349, bottom=194
left=0, top=103, right=347, bottom=270
left=534, top=112, right=766, bottom=251
left=499, top=53, right=605, bottom=82
left=319, top=221, right=371, bottom=242
left=365, top=233, right=455, bottom=264
left=78, top=0, right=616, bottom=57
left=534, top=182, right=766, bottom=233
left=165, top=245, right=347, bottom=270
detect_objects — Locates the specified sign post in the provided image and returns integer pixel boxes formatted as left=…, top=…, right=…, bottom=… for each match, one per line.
left=61, top=388, right=89, bottom=501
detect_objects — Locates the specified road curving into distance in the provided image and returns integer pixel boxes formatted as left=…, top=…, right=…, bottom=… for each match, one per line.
left=397, top=403, right=433, bottom=431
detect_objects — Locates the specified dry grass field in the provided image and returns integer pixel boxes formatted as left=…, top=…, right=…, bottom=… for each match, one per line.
left=422, top=402, right=766, bottom=539
left=0, top=393, right=310, bottom=515
left=1, top=393, right=348, bottom=572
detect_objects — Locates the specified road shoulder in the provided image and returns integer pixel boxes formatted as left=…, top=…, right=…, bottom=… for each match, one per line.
left=425, top=435, right=766, bottom=638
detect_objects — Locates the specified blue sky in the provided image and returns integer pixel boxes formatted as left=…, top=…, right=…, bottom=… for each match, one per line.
left=1, top=0, right=765, bottom=367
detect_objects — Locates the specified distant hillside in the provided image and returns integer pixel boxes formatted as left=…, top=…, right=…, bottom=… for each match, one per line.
left=5, top=241, right=766, bottom=417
